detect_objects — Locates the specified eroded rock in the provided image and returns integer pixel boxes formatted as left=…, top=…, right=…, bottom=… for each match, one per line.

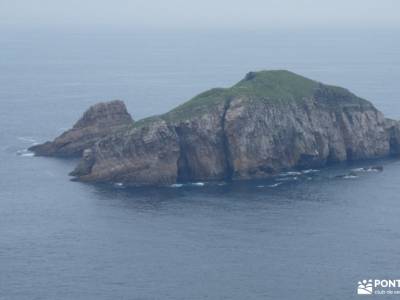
left=29, top=100, right=133, bottom=157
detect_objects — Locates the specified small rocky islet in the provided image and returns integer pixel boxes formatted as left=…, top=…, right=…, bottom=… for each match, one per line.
left=29, top=70, right=400, bottom=186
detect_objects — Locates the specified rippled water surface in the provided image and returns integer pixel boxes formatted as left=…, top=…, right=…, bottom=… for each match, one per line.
left=1, top=29, right=400, bottom=299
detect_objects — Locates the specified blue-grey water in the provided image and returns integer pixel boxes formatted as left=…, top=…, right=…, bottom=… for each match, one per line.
left=1, top=29, right=400, bottom=300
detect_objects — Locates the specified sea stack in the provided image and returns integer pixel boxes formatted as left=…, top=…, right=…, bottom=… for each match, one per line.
left=29, top=100, right=133, bottom=157
left=30, top=70, right=400, bottom=185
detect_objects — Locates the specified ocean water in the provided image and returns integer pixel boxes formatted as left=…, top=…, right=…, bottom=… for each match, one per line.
left=1, top=28, right=400, bottom=299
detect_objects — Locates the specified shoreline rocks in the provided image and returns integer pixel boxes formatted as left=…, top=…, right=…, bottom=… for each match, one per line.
left=29, top=100, right=133, bottom=157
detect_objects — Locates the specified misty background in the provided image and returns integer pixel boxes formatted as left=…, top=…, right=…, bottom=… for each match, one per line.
left=0, top=0, right=399, bottom=123
left=0, top=0, right=399, bottom=121
left=0, top=0, right=399, bottom=30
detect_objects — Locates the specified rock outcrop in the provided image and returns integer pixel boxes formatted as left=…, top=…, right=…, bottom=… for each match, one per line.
left=30, top=70, right=400, bottom=185
left=29, top=100, right=133, bottom=157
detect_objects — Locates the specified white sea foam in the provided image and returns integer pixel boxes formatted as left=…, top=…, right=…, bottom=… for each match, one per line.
left=351, top=168, right=365, bottom=172
left=170, top=183, right=183, bottom=188
left=301, top=169, right=319, bottom=174
left=21, top=152, right=34, bottom=157
left=268, top=182, right=283, bottom=188
left=16, top=149, right=34, bottom=157
left=365, top=168, right=381, bottom=172
left=343, top=175, right=358, bottom=179
left=279, top=171, right=302, bottom=177
left=170, top=182, right=205, bottom=187
left=351, top=166, right=383, bottom=173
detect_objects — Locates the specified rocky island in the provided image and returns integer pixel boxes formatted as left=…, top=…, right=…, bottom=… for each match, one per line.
left=30, top=70, right=400, bottom=186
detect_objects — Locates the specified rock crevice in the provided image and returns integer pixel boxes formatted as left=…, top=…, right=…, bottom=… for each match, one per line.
left=220, top=96, right=234, bottom=181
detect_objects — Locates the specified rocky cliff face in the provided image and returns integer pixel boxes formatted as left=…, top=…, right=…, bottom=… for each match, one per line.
left=70, top=117, right=181, bottom=185
left=31, top=71, right=400, bottom=185
left=223, top=84, right=392, bottom=179
left=29, top=100, right=133, bottom=157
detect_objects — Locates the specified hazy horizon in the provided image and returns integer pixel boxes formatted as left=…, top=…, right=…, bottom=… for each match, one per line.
left=1, top=0, right=399, bottom=31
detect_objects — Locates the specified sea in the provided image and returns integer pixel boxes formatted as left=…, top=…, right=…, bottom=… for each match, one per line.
left=1, top=28, right=400, bottom=299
